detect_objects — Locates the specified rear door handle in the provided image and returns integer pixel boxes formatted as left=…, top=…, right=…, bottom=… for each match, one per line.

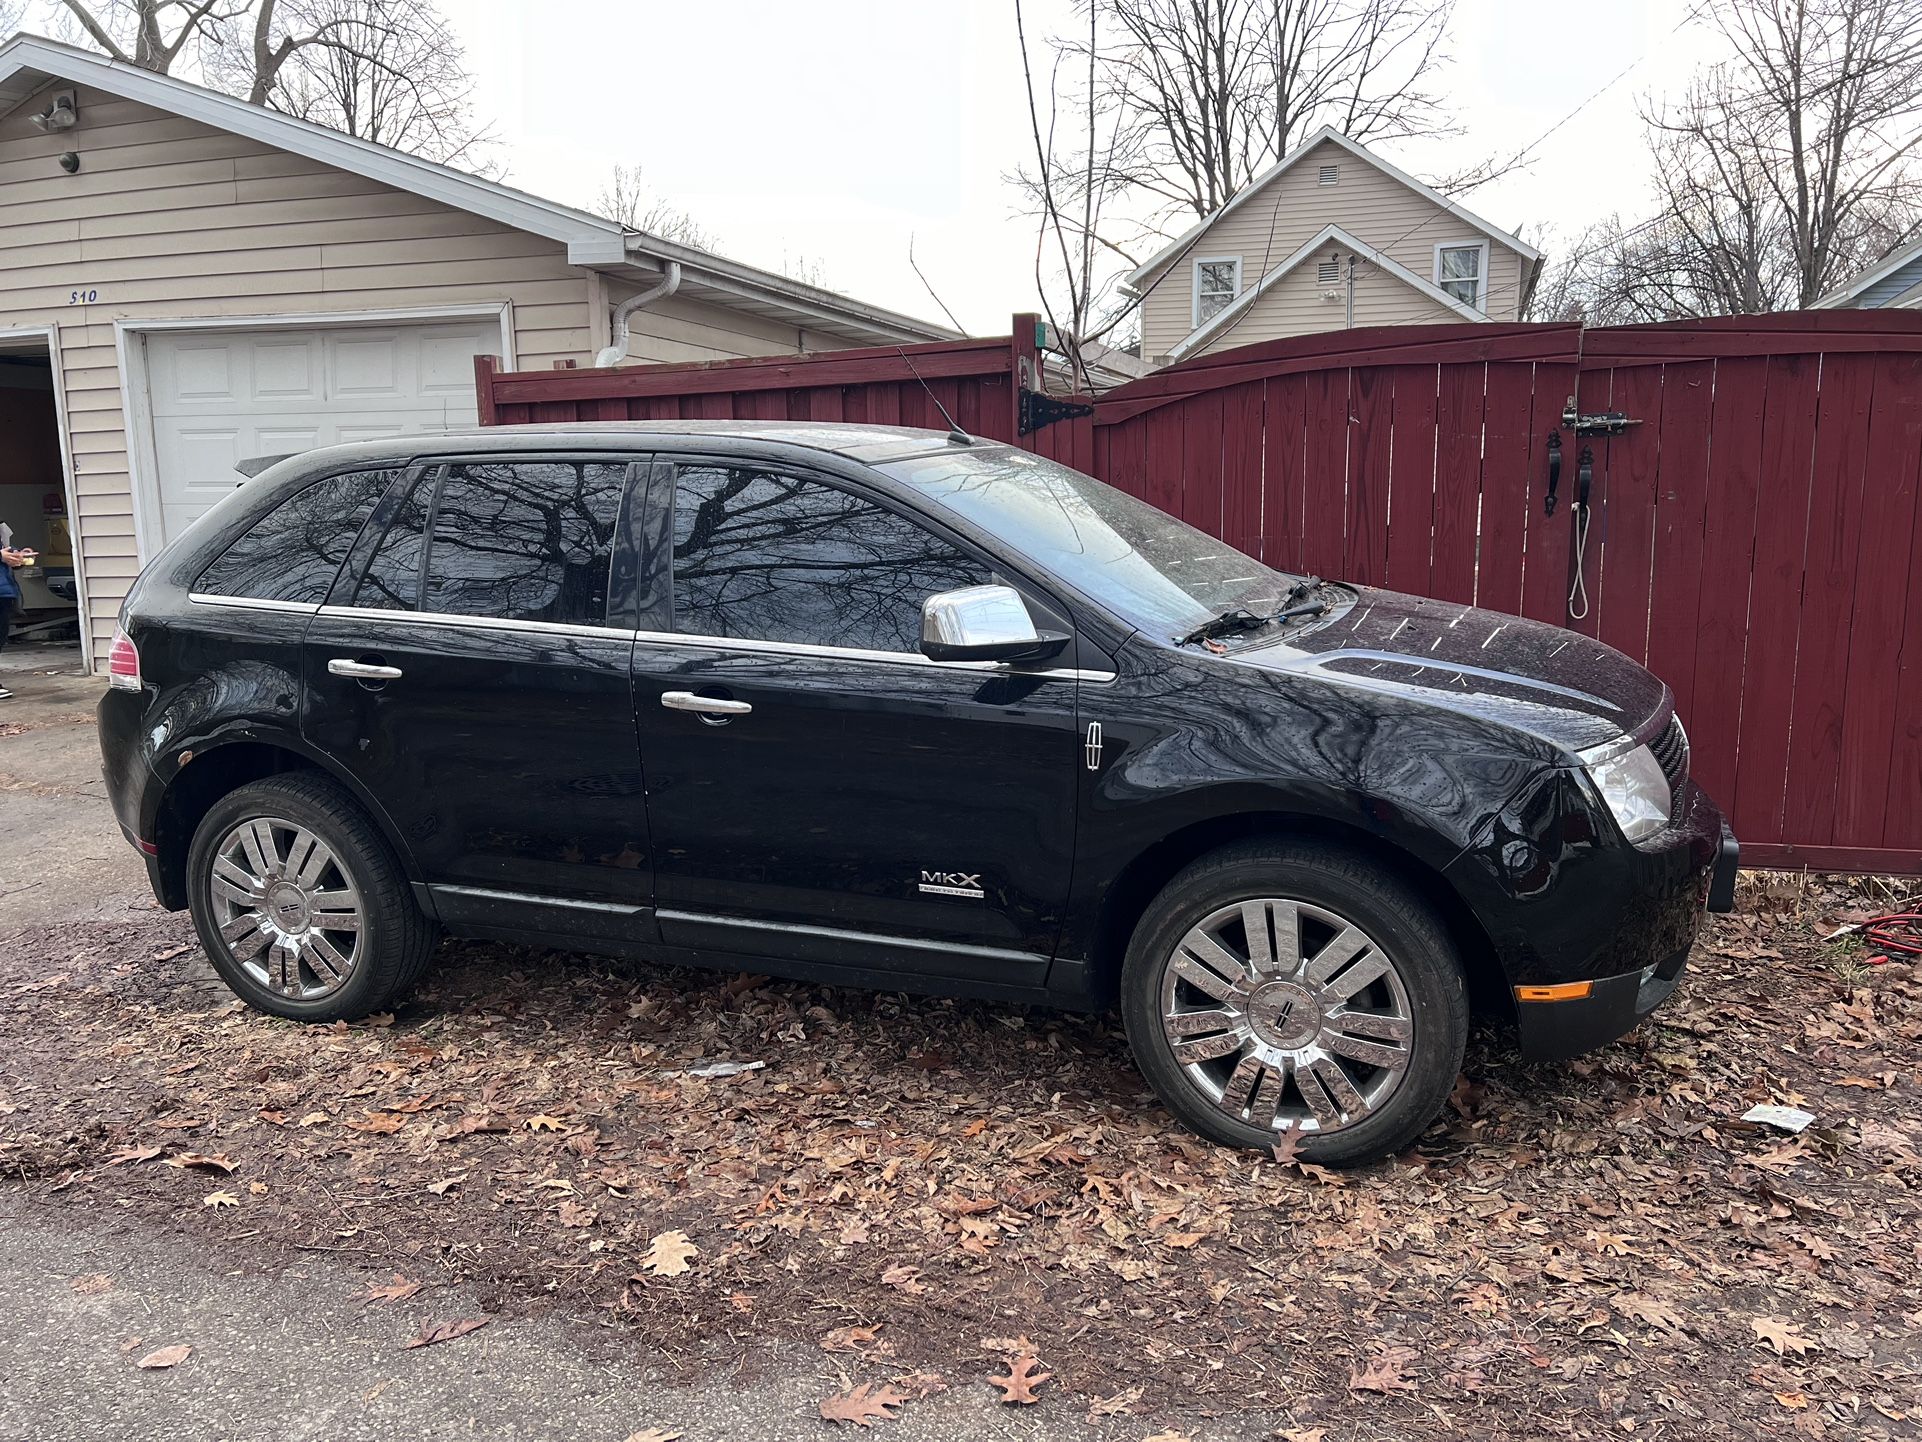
left=328, top=658, right=404, bottom=680
left=660, top=690, right=752, bottom=717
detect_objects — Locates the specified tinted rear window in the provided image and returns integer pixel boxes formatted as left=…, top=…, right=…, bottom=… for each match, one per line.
left=196, top=470, right=394, bottom=605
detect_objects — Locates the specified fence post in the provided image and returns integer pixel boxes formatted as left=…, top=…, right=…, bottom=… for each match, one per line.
left=1009, top=313, right=1041, bottom=444
left=473, top=354, right=499, bottom=427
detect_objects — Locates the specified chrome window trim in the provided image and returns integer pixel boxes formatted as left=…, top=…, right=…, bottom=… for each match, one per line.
left=316, top=604, right=625, bottom=642
left=188, top=593, right=323, bottom=615
left=434, top=883, right=646, bottom=916
left=308, top=604, right=1114, bottom=681
left=657, top=908, right=1046, bottom=966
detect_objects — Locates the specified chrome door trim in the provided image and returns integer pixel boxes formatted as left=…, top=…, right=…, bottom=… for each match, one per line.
left=188, top=593, right=323, bottom=615
left=435, top=884, right=647, bottom=916
left=308, top=605, right=1116, bottom=681
left=655, top=908, right=1049, bottom=966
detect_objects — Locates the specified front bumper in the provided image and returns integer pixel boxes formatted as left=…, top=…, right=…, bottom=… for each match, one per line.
left=1517, top=945, right=1690, bottom=1062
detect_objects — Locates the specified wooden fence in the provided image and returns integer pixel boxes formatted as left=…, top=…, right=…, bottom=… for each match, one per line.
left=477, top=311, right=1922, bottom=876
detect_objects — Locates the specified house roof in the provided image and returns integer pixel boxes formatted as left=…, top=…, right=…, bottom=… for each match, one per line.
left=0, top=32, right=954, bottom=347
left=1811, top=236, right=1922, bottom=308
left=1166, top=223, right=1484, bottom=360
left=1122, top=126, right=1541, bottom=297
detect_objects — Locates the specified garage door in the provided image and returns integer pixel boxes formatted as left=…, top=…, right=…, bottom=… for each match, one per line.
left=144, top=320, right=496, bottom=547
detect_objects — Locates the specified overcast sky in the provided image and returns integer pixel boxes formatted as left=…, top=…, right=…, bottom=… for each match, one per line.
left=449, top=0, right=1729, bottom=333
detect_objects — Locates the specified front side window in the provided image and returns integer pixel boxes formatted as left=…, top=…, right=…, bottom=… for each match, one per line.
left=197, top=469, right=394, bottom=605
left=423, top=462, right=627, bottom=626
left=670, top=466, right=986, bottom=654
left=1195, top=258, right=1240, bottom=325
left=1437, top=244, right=1485, bottom=308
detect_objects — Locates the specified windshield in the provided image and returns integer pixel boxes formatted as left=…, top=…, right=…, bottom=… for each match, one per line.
left=876, top=446, right=1300, bottom=637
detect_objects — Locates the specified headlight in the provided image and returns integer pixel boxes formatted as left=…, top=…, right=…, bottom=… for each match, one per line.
left=1586, top=743, right=1671, bottom=844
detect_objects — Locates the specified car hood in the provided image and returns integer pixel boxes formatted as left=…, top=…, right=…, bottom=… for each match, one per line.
left=1236, top=585, right=1669, bottom=755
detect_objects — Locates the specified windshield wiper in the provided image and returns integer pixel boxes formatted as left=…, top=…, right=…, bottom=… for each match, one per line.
left=1175, top=576, right=1327, bottom=648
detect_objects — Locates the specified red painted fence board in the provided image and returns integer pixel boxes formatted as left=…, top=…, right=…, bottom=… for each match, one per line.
left=477, top=313, right=1922, bottom=875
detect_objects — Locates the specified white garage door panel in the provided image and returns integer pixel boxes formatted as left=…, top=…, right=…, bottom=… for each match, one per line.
left=147, top=320, right=495, bottom=547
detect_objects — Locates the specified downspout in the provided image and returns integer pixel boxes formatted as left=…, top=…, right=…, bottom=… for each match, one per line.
left=594, top=259, right=682, bottom=368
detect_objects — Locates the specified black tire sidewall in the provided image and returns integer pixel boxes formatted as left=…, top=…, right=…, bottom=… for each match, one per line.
left=185, top=778, right=401, bottom=1021
left=1120, top=844, right=1468, bottom=1165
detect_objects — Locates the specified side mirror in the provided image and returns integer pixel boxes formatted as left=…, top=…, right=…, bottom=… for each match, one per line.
left=920, top=584, right=1069, bottom=664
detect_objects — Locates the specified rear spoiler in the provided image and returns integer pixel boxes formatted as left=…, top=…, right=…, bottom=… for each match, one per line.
left=234, top=453, right=295, bottom=479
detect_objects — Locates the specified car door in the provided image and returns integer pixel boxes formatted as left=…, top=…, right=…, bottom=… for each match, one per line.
left=301, top=456, right=652, bottom=944
left=628, top=456, right=1082, bottom=993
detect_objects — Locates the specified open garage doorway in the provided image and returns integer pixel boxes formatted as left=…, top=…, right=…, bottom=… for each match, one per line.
left=0, top=332, right=82, bottom=656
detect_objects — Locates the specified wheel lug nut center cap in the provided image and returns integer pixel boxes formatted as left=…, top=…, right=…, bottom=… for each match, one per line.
left=1248, top=981, right=1319, bottom=1048
left=266, top=882, right=310, bottom=930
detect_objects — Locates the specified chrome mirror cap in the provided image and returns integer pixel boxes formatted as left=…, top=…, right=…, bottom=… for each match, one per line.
left=921, top=584, right=1050, bottom=663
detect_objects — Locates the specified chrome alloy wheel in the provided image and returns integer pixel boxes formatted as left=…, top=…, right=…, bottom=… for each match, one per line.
left=1158, top=899, right=1414, bottom=1135
left=207, top=816, right=365, bottom=1000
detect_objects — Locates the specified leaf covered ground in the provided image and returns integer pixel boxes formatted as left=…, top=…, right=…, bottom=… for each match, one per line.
left=1, top=873, right=1918, bottom=1439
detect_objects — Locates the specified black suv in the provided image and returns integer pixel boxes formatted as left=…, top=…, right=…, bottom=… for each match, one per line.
left=99, top=424, right=1738, bottom=1164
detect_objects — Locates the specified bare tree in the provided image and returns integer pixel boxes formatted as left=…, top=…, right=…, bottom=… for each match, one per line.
left=220, top=0, right=494, bottom=168
left=54, top=0, right=243, bottom=72
left=591, top=164, right=719, bottom=250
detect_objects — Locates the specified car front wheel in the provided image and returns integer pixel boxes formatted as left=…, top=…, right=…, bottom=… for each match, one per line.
left=185, top=773, right=436, bottom=1021
left=1120, top=840, right=1468, bottom=1165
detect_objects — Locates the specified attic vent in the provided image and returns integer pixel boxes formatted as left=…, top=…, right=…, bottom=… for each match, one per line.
left=1317, top=259, right=1341, bottom=284
left=1318, top=164, right=1339, bottom=185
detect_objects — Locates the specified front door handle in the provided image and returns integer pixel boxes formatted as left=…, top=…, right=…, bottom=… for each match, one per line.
left=328, top=658, right=404, bottom=680
left=660, top=690, right=752, bottom=718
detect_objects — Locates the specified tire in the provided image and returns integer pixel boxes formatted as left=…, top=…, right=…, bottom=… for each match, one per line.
left=1120, top=839, right=1467, bottom=1166
left=185, top=772, right=437, bottom=1021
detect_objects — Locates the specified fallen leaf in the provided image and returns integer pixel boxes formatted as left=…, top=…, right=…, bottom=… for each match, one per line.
left=165, top=1152, right=237, bottom=1174
left=1143, top=1432, right=1192, bottom=1442
left=623, top=1431, right=682, bottom=1442
left=1086, top=1387, right=1141, bottom=1418
left=402, top=1316, right=491, bottom=1349
left=136, top=1344, right=191, bottom=1369
left=1162, top=1231, right=1206, bottom=1249
left=637, top=1230, right=697, bottom=1277
left=361, top=1011, right=396, bottom=1027
left=819, top=1382, right=907, bottom=1426
left=1278, top=1430, right=1328, bottom=1442
left=356, top=1274, right=423, bottom=1308
left=1349, top=1345, right=1419, bottom=1394
left=343, top=1112, right=405, bottom=1134
left=202, top=1190, right=238, bottom=1208
left=69, top=1273, right=113, bottom=1295
left=557, top=1200, right=597, bottom=1228
left=107, top=1145, right=163, bottom=1166
left=821, top=1324, right=891, bottom=1357
left=1270, top=1125, right=1308, bottom=1166
left=880, top=1263, right=926, bottom=1294
left=1776, top=1392, right=1810, bottom=1410
left=989, top=1353, right=1052, bottom=1404
left=1752, top=1316, right=1817, bottom=1356
left=526, top=1114, right=565, bottom=1132
left=1612, top=1292, right=1687, bottom=1333
left=426, top=1175, right=465, bottom=1196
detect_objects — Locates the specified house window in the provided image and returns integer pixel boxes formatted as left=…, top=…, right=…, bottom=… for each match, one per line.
left=1436, top=243, right=1487, bottom=309
left=1318, top=164, right=1339, bottom=186
left=1194, top=257, right=1240, bottom=326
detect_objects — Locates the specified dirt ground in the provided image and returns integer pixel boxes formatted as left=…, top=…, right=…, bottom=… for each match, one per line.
left=1, top=857, right=1918, bottom=1440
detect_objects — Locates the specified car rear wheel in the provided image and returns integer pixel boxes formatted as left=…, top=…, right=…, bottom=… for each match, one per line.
left=1120, top=839, right=1467, bottom=1165
left=186, top=773, right=436, bottom=1021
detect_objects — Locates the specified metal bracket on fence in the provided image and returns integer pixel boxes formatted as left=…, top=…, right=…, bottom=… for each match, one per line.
left=1562, top=395, right=1643, bottom=436
left=1018, top=387, right=1095, bottom=436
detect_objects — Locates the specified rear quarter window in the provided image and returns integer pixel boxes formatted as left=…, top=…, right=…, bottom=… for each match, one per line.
left=196, top=469, right=395, bottom=606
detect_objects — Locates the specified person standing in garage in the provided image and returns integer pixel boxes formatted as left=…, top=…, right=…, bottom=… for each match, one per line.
left=0, top=522, right=31, bottom=700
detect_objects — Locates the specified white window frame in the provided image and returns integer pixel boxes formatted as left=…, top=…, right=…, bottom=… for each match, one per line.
left=1434, top=241, right=1490, bottom=313
left=1192, top=256, right=1242, bottom=329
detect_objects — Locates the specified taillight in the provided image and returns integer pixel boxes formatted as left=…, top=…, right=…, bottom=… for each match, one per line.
left=107, top=624, right=142, bottom=691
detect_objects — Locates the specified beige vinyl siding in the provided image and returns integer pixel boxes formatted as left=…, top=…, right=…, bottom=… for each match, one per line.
left=1137, top=138, right=1528, bottom=360
left=1195, top=259, right=1462, bottom=352
left=600, top=275, right=865, bottom=364
left=0, top=83, right=596, bottom=660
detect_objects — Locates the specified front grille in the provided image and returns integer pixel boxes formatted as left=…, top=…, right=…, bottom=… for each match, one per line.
left=1649, top=714, right=1689, bottom=793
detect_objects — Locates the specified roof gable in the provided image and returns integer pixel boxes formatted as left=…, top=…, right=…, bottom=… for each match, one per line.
left=1813, top=238, right=1922, bottom=308
left=0, top=31, right=952, bottom=344
left=1166, top=222, right=1482, bottom=360
left=1124, top=127, right=1539, bottom=295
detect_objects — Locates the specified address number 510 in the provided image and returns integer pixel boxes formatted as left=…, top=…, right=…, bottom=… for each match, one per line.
left=68, top=288, right=99, bottom=305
